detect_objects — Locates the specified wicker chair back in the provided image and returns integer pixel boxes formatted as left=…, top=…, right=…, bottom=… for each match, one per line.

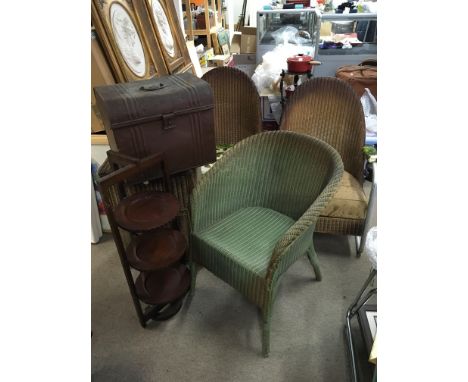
left=202, top=67, right=262, bottom=146
left=280, top=77, right=366, bottom=184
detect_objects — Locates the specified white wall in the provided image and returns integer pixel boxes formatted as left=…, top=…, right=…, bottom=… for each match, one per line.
left=226, top=0, right=235, bottom=43
left=91, top=144, right=110, bottom=166
left=233, top=0, right=244, bottom=25
left=231, top=0, right=270, bottom=27
left=172, top=0, right=185, bottom=36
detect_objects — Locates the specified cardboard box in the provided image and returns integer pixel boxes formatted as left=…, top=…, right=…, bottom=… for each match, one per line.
left=209, top=54, right=232, bottom=67
left=232, top=53, right=256, bottom=77
left=240, top=27, right=256, bottom=54
left=230, top=32, right=241, bottom=54
left=232, top=53, right=256, bottom=65
left=91, top=30, right=115, bottom=133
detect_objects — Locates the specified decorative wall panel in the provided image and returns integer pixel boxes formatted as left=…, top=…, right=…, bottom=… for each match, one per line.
left=91, top=0, right=168, bottom=82
left=144, top=0, right=192, bottom=73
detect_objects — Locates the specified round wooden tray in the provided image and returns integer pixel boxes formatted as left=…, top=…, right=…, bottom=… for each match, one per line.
left=113, top=191, right=180, bottom=232
left=126, top=229, right=187, bottom=271
left=135, top=264, right=190, bottom=306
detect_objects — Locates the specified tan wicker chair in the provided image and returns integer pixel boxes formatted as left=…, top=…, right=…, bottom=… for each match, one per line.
left=202, top=67, right=262, bottom=145
left=280, top=77, right=376, bottom=255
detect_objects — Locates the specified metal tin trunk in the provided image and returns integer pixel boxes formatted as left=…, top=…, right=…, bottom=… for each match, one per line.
left=94, top=72, right=216, bottom=175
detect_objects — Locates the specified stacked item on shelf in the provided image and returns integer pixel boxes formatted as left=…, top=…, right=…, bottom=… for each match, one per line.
left=93, top=73, right=216, bottom=175
left=93, top=72, right=216, bottom=325
left=99, top=152, right=191, bottom=324
left=184, top=0, right=224, bottom=50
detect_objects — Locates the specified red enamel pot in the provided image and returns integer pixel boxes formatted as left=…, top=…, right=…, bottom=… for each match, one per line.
left=287, top=54, right=321, bottom=74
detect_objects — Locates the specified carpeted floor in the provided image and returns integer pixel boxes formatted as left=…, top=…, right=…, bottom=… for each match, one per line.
left=92, top=232, right=376, bottom=382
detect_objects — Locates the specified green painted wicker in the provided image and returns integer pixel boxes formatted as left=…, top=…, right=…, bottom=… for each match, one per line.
left=190, top=131, right=344, bottom=356
left=280, top=77, right=367, bottom=236
left=202, top=67, right=262, bottom=146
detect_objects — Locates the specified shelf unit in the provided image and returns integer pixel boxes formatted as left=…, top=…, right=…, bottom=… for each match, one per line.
left=98, top=151, right=191, bottom=326
left=314, top=12, right=377, bottom=77
left=184, top=0, right=223, bottom=49
left=345, top=269, right=377, bottom=382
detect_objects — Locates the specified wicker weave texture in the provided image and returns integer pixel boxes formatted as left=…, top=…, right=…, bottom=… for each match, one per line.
left=280, top=77, right=366, bottom=184
left=280, top=77, right=368, bottom=236
left=315, top=215, right=364, bottom=236
left=202, top=67, right=262, bottom=146
left=191, top=131, right=344, bottom=356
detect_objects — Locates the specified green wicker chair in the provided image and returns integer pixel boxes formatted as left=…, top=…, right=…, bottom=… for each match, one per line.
left=190, top=131, right=344, bottom=356
left=280, top=77, right=376, bottom=255
left=202, top=67, right=262, bottom=146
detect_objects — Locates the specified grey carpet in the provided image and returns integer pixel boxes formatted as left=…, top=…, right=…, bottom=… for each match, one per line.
left=92, top=232, right=375, bottom=382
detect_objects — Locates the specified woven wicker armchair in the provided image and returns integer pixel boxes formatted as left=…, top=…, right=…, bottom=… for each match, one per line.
left=202, top=67, right=262, bottom=145
left=280, top=77, right=377, bottom=255
left=190, top=131, right=343, bottom=356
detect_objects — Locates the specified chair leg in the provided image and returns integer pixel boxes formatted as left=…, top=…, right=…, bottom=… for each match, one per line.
left=357, top=178, right=377, bottom=257
left=307, top=248, right=322, bottom=281
left=355, top=235, right=365, bottom=257
left=189, top=261, right=197, bottom=297
left=356, top=216, right=373, bottom=257
left=261, top=306, right=271, bottom=358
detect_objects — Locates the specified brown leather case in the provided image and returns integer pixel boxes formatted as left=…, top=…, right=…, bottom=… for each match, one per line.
left=94, top=72, right=215, bottom=176
left=336, top=59, right=377, bottom=100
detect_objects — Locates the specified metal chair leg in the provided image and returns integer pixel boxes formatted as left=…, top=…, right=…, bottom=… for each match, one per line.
left=357, top=171, right=377, bottom=257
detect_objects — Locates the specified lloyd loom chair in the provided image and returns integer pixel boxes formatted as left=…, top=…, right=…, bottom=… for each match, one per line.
left=202, top=67, right=262, bottom=145
left=280, top=77, right=377, bottom=255
left=190, top=131, right=344, bottom=356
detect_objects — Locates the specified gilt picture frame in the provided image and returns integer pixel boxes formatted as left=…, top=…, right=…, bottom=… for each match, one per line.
left=144, top=0, right=192, bottom=73
left=91, top=0, right=168, bottom=82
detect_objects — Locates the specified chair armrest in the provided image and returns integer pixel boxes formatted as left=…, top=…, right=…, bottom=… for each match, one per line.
left=264, top=201, right=323, bottom=285
left=97, top=158, right=112, bottom=179
left=265, top=169, right=343, bottom=284
left=106, top=150, right=139, bottom=168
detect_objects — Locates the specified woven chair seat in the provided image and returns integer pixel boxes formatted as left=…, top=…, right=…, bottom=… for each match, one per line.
left=320, top=171, right=368, bottom=221
left=193, top=207, right=295, bottom=278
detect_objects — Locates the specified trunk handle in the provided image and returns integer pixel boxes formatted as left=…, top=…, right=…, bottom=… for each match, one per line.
left=140, top=83, right=166, bottom=91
